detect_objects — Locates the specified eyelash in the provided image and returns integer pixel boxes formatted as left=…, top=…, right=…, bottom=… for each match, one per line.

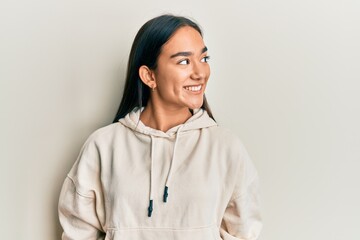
left=201, top=56, right=210, bottom=63
left=178, top=59, right=190, bottom=65
left=178, top=56, right=211, bottom=65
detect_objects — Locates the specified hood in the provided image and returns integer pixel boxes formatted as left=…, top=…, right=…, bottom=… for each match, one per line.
left=118, top=107, right=217, bottom=138
left=118, top=107, right=217, bottom=217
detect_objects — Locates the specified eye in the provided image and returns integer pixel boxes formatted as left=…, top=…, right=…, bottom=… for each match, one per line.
left=178, top=59, right=190, bottom=65
left=201, top=56, right=210, bottom=63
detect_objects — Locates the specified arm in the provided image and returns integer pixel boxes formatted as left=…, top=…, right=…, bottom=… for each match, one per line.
left=58, top=177, right=106, bottom=240
left=58, top=136, right=106, bottom=240
left=220, top=143, right=263, bottom=240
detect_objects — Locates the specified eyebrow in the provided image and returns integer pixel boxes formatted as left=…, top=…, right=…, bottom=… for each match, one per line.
left=170, top=46, right=208, bottom=58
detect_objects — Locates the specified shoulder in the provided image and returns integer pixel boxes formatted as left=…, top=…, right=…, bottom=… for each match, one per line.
left=83, top=122, right=126, bottom=147
left=207, top=125, right=246, bottom=150
left=207, top=125, right=254, bottom=167
left=68, top=123, right=126, bottom=175
left=209, top=126, right=258, bottom=183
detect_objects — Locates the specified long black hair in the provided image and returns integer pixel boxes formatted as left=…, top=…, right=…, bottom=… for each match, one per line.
left=112, top=14, right=214, bottom=123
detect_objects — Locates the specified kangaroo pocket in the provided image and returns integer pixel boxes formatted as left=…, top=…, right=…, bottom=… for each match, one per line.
left=106, top=224, right=220, bottom=240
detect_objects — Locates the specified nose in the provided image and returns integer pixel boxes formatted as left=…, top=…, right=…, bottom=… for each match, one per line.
left=190, top=62, right=207, bottom=80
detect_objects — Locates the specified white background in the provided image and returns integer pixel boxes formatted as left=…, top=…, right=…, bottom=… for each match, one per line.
left=1, top=0, right=359, bottom=239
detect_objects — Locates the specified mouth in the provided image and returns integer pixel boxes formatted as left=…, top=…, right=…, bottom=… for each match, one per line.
left=183, top=84, right=203, bottom=93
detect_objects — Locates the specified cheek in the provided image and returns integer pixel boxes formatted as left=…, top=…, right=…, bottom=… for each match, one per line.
left=164, top=70, right=190, bottom=88
left=155, top=71, right=187, bottom=96
left=205, top=65, right=211, bottom=79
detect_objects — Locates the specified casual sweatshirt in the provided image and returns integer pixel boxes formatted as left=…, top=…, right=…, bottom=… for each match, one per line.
left=58, top=107, right=262, bottom=240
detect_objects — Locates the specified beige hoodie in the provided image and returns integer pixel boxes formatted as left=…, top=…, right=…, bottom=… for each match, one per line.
left=58, top=108, right=262, bottom=240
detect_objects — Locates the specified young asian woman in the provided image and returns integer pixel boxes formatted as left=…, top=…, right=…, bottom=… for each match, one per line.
left=58, top=14, right=262, bottom=240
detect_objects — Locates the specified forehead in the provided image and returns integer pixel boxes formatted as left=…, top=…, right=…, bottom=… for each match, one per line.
left=161, top=26, right=205, bottom=55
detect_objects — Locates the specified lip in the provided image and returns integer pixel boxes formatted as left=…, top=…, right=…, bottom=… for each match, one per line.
left=183, top=84, right=204, bottom=94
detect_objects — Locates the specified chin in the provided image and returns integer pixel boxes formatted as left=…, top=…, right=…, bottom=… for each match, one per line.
left=186, top=101, right=203, bottom=110
left=181, top=95, right=204, bottom=109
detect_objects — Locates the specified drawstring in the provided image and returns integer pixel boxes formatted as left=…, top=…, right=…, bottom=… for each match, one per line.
left=163, top=125, right=184, bottom=203
left=147, top=125, right=185, bottom=217
left=148, top=135, right=155, bottom=217
left=163, top=186, right=169, bottom=202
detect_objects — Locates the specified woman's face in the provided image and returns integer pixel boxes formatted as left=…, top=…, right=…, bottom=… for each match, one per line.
left=152, top=26, right=210, bottom=110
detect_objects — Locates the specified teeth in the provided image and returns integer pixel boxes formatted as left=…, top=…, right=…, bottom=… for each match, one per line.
left=184, top=85, right=202, bottom=92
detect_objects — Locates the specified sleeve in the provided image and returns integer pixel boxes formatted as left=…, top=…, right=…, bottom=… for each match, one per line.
left=58, top=136, right=106, bottom=240
left=220, top=142, right=263, bottom=240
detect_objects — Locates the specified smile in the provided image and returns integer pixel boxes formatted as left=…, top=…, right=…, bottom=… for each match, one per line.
left=184, top=85, right=202, bottom=92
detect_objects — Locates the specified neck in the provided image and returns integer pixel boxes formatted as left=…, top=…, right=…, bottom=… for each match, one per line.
left=140, top=100, right=192, bottom=132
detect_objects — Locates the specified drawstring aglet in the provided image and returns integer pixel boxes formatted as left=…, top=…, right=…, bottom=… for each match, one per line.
left=148, top=200, right=153, bottom=217
left=163, top=186, right=169, bottom=202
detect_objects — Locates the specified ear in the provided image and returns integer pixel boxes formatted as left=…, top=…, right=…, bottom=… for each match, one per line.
left=139, top=65, right=156, bottom=89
